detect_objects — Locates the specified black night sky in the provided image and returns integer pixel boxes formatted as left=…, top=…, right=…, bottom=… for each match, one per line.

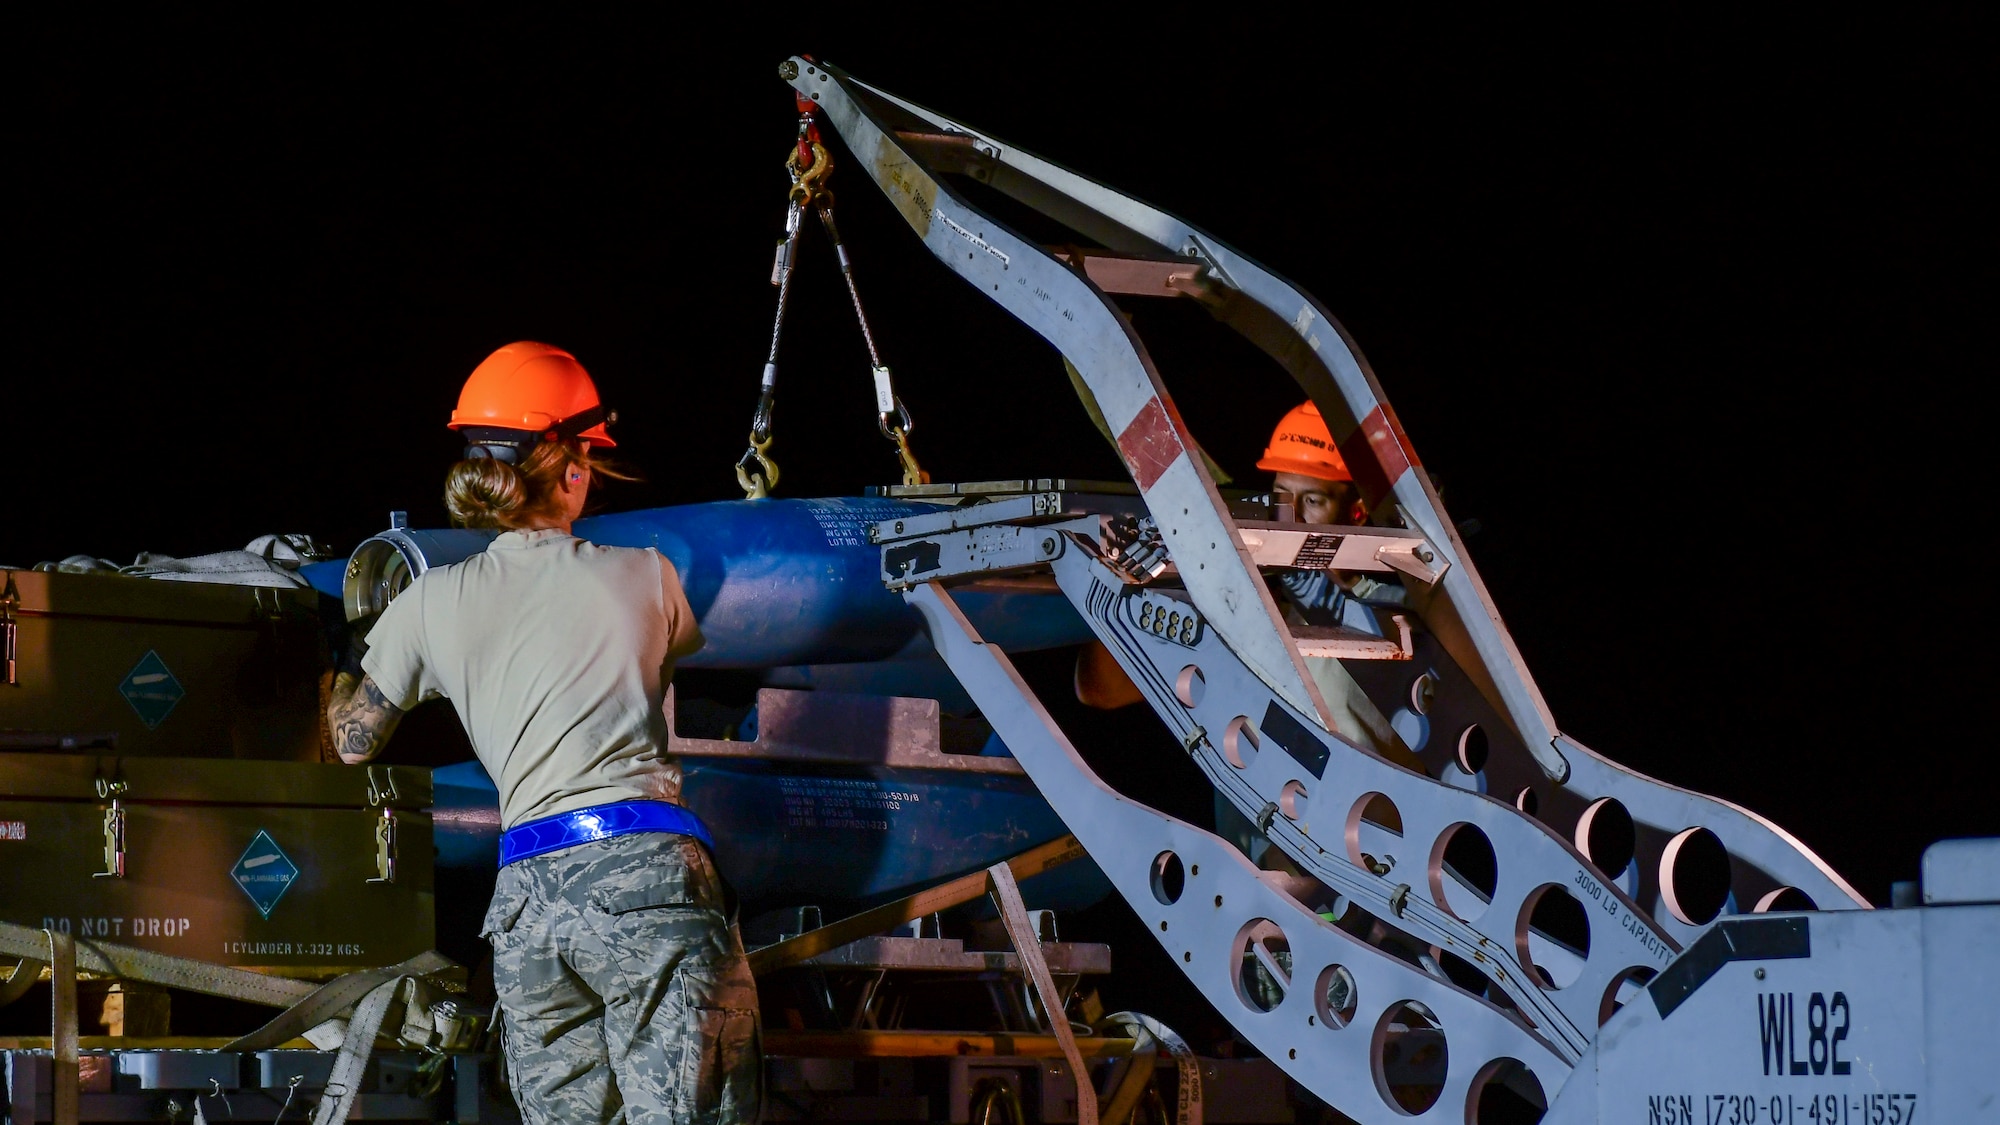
left=7, top=11, right=1992, bottom=905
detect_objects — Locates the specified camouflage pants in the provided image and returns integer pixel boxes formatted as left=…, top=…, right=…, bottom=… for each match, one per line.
left=482, top=832, right=762, bottom=1125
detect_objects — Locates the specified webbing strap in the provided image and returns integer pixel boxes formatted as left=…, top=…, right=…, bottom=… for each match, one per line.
left=988, top=860, right=1096, bottom=1125
left=0, top=919, right=317, bottom=1009
left=1099, top=1012, right=1203, bottom=1125
left=310, top=972, right=409, bottom=1125
left=222, top=950, right=453, bottom=1052
left=748, top=835, right=1084, bottom=976
left=0, top=957, right=45, bottom=1008
left=0, top=918, right=461, bottom=1125
left=1098, top=1020, right=1159, bottom=1125
left=49, top=929, right=78, bottom=1125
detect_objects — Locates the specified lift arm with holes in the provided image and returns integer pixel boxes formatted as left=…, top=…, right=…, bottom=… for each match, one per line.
left=906, top=579, right=1572, bottom=1123
left=875, top=504, right=1666, bottom=1068
left=779, top=55, right=1978, bottom=1124
left=785, top=54, right=1868, bottom=920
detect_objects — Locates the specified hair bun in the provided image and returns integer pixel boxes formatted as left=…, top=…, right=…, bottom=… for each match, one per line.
left=444, top=457, right=526, bottom=528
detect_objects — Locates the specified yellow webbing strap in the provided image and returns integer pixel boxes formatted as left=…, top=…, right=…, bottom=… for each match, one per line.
left=748, top=835, right=1084, bottom=975
left=1097, top=1019, right=1159, bottom=1125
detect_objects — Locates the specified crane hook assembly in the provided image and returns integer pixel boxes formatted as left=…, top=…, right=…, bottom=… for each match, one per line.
left=734, top=91, right=927, bottom=499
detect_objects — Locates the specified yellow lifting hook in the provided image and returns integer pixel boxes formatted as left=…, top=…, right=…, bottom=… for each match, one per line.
left=736, top=433, right=780, bottom=500
left=788, top=140, right=834, bottom=208
left=892, top=426, right=928, bottom=487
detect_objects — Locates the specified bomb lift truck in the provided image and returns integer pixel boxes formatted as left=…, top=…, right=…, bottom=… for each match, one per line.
left=2, top=56, right=1995, bottom=1125
left=787, top=55, right=2000, bottom=1125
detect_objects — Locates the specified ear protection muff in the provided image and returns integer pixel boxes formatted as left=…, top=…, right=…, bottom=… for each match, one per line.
left=458, top=405, right=617, bottom=465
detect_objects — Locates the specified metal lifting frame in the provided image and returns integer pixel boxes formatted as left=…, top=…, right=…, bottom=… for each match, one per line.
left=781, top=56, right=1881, bottom=1122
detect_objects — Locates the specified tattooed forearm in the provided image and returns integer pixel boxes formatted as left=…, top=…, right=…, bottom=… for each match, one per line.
left=327, top=672, right=405, bottom=765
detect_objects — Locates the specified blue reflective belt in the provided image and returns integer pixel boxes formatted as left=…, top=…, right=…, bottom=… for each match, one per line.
left=499, top=800, right=716, bottom=867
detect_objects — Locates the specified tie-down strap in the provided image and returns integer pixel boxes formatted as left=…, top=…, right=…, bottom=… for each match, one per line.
left=0, top=919, right=319, bottom=1009
left=2, top=920, right=472, bottom=1125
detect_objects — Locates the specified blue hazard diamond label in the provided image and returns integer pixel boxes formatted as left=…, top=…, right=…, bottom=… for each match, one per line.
left=118, top=650, right=185, bottom=730
left=231, top=830, right=300, bottom=919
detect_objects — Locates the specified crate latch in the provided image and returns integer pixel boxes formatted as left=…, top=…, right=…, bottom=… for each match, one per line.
left=363, top=767, right=399, bottom=884
left=368, top=805, right=398, bottom=885
left=92, top=777, right=129, bottom=879
left=2, top=572, right=20, bottom=687
left=365, top=766, right=400, bottom=807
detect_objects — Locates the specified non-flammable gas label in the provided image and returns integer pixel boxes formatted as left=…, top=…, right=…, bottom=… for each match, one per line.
left=231, top=830, right=299, bottom=919
left=118, top=649, right=185, bottom=729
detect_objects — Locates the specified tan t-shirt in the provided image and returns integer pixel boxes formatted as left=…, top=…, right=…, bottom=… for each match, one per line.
left=363, top=528, right=703, bottom=828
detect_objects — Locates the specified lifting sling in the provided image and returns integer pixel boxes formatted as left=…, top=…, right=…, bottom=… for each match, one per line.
left=736, top=84, right=927, bottom=499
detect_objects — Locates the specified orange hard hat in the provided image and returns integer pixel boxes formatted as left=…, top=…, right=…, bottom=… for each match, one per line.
left=1255, top=401, right=1350, bottom=482
left=448, top=341, right=616, bottom=462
